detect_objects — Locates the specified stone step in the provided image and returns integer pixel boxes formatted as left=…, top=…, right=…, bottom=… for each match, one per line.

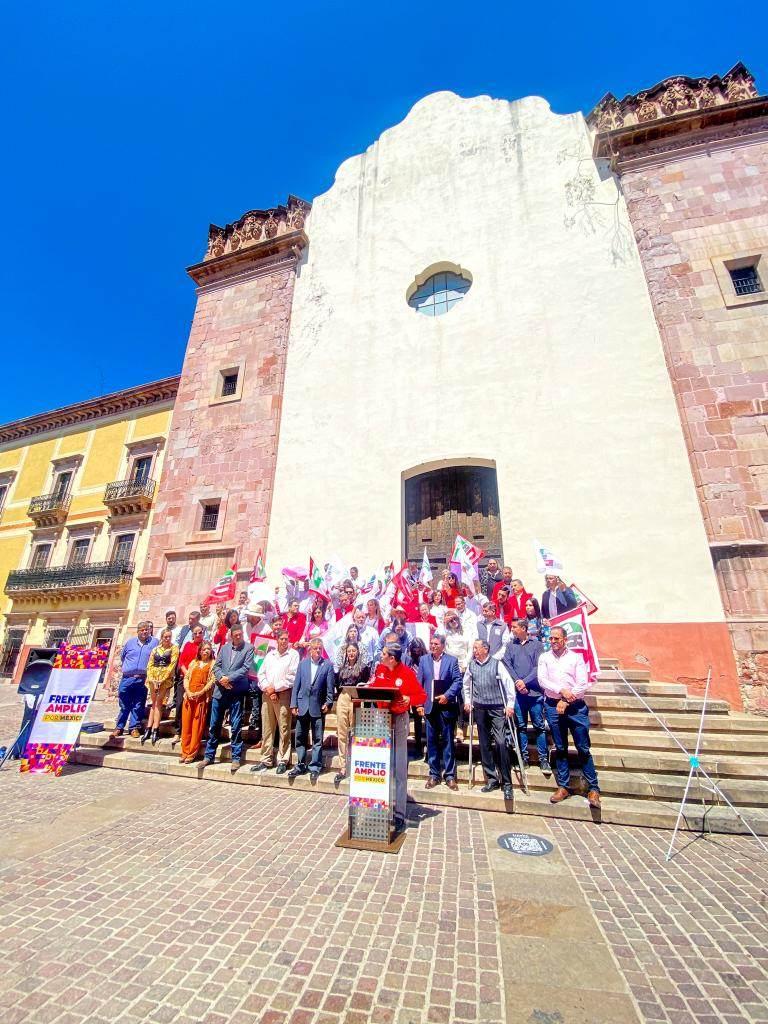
left=591, top=681, right=688, bottom=697
left=70, top=745, right=768, bottom=836
left=586, top=710, right=768, bottom=734
left=590, top=729, right=768, bottom=757
left=78, top=732, right=768, bottom=803
left=595, top=667, right=650, bottom=682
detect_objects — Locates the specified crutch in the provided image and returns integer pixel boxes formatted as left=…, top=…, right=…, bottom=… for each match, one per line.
left=467, top=671, right=475, bottom=789
left=499, top=677, right=529, bottom=795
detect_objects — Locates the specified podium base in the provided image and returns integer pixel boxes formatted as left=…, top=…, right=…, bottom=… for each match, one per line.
left=335, top=827, right=408, bottom=855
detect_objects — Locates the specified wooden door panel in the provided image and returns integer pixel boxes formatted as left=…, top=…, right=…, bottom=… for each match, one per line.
left=404, top=466, right=503, bottom=566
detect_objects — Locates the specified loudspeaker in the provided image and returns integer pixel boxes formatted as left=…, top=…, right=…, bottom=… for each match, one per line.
left=18, top=647, right=58, bottom=696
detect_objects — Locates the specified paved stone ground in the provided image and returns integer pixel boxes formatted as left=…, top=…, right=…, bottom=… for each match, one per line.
left=551, top=819, right=768, bottom=1024
left=0, top=689, right=766, bottom=1024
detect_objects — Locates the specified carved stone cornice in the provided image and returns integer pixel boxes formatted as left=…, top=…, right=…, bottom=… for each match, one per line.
left=187, top=230, right=308, bottom=291
left=187, top=195, right=311, bottom=289
left=587, top=62, right=767, bottom=166
left=0, top=377, right=180, bottom=446
left=588, top=62, right=758, bottom=132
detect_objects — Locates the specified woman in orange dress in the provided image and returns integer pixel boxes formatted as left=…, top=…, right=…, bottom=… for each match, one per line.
left=180, top=640, right=216, bottom=763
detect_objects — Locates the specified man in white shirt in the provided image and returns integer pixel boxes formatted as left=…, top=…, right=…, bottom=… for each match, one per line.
left=537, top=626, right=600, bottom=808
left=454, top=595, right=478, bottom=642
left=353, top=609, right=379, bottom=664
left=251, top=630, right=299, bottom=775
left=199, top=603, right=217, bottom=636
left=159, top=609, right=184, bottom=647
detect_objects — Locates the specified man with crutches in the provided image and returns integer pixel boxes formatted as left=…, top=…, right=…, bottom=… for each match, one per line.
left=462, top=638, right=515, bottom=801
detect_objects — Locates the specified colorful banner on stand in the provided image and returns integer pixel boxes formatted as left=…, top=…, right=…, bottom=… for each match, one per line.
left=349, top=736, right=391, bottom=809
left=21, top=645, right=108, bottom=776
left=548, top=604, right=600, bottom=681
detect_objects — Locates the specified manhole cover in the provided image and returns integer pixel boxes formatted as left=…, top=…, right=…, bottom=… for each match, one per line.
left=497, top=832, right=554, bottom=857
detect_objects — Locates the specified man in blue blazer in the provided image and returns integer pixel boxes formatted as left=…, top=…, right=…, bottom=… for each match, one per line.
left=202, top=624, right=254, bottom=773
left=417, top=634, right=463, bottom=790
left=288, top=637, right=334, bottom=779
left=540, top=576, right=578, bottom=620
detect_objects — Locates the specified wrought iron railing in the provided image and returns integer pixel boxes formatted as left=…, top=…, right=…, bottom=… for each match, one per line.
left=28, top=490, right=71, bottom=516
left=104, top=478, right=156, bottom=502
left=5, top=560, right=135, bottom=593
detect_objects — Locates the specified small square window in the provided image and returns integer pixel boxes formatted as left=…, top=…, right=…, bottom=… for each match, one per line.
left=221, top=372, right=238, bottom=397
left=200, top=503, right=220, bottom=531
left=729, top=265, right=763, bottom=297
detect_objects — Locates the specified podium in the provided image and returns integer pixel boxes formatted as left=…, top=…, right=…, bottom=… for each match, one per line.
left=335, top=685, right=408, bottom=854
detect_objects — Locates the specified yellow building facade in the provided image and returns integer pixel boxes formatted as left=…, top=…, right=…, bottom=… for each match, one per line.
left=0, top=377, right=178, bottom=679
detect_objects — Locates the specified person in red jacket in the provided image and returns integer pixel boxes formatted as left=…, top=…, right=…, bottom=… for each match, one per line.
left=491, top=566, right=515, bottom=605
left=285, top=600, right=307, bottom=647
left=496, top=587, right=516, bottom=627
left=368, top=642, right=427, bottom=831
left=508, top=579, right=533, bottom=620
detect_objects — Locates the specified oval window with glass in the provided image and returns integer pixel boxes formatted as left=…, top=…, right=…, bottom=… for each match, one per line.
left=408, top=269, right=472, bottom=317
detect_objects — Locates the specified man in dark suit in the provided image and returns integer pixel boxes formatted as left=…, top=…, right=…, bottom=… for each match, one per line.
left=201, top=624, right=254, bottom=773
left=288, top=638, right=334, bottom=779
left=417, top=633, right=463, bottom=790
left=541, top=575, right=578, bottom=620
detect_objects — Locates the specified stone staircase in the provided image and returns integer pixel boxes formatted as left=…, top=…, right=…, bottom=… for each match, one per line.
left=73, top=659, right=768, bottom=835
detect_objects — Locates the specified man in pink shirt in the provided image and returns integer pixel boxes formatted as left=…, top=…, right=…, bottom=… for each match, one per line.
left=537, top=626, right=600, bottom=808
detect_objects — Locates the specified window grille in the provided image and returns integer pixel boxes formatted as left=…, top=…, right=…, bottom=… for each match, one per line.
left=729, top=265, right=764, bottom=296
left=201, top=504, right=219, bottom=531
left=221, top=372, right=238, bottom=397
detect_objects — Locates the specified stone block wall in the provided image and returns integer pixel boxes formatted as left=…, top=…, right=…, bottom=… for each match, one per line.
left=617, top=136, right=768, bottom=712
left=137, top=250, right=299, bottom=626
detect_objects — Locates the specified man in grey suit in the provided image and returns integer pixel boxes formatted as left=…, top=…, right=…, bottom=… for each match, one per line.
left=288, top=638, right=334, bottom=779
left=202, top=624, right=254, bottom=773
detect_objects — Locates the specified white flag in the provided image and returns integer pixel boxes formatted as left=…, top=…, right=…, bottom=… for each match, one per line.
left=534, top=539, right=564, bottom=575
left=419, top=548, right=432, bottom=587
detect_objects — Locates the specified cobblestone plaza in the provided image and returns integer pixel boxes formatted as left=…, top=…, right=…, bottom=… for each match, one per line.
left=0, top=695, right=766, bottom=1024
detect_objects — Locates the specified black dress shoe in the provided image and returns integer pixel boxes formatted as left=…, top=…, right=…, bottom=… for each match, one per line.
left=140, top=727, right=151, bottom=745
left=287, top=766, right=305, bottom=779
left=481, top=781, right=500, bottom=793
left=309, top=770, right=320, bottom=782
left=250, top=763, right=270, bottom=773
left=503, top=785, right=513, bottom=801
left=275, top=763, right=288, bottom=775
left=334, top=772, right=346, bottom=785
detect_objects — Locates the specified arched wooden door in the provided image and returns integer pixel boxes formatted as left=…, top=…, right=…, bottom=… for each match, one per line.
left=404, top=465, right=503, bottom=567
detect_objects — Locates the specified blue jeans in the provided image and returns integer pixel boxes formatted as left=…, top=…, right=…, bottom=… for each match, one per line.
left=116, top=675, right=147, bottom=730
left=204, top=690, right=245, bottom=763
left=426, top=704, right=457, bottom=781
left=543, top=698, right=599, bottom=792
left=515, top=692, right=549, bottom=766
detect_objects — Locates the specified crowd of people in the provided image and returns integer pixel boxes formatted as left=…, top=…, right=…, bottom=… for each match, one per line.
left=109, top=558, right=600, bottom=826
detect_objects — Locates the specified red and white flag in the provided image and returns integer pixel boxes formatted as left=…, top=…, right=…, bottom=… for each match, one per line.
left=549, top=604, right=600, bottom=681
left=202, top=564, right=238, bottom=605
left=308, top=557, right=330, bottom=600
left=452, top=534, right=484, bottom=565
left=249, top=550, right=266, bottom=583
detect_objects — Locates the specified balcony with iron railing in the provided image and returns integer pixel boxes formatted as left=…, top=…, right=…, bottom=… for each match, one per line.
left=5, top=559, right=135, bottom=600
left=27, top=490, right=71, bottom=527
left=103, top=477, right=156, bottom=516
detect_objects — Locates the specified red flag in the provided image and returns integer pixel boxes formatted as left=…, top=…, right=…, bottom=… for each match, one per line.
left=549, top=604, right=600, bottom=681
left=202, top=564, right=237, bottom=605
left=249, top=549, right=266, bottom=583
left=391, top=562, right=415, bottom=607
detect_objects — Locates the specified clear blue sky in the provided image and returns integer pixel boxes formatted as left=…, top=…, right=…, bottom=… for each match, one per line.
left=3, top=2, right=766, bottom=422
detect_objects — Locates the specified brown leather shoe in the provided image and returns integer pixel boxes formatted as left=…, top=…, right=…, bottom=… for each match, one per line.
left=109, top=728, right=123, bottom=739
left=445, top=779, right=459, bottom=792
left=424, top=777, right=440, bottom=790
left=129, top=728, right=141, bottom=739
left=549, top=787, right=570, bottom=804
left=587, top=789, right=601, bottom=808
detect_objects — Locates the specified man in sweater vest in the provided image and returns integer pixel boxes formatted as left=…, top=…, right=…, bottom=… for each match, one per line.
left=462, top=638, right=515, bottom=801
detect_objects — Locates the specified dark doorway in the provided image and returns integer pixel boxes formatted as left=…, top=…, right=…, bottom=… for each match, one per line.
left=404, top=465, right=503, bottom=567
